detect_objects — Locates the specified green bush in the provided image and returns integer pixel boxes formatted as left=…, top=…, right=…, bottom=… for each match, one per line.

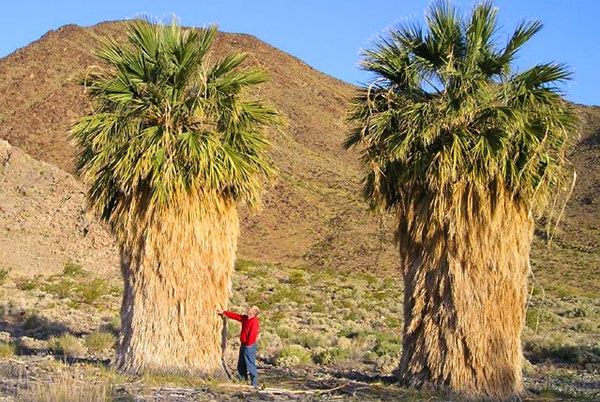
left=276, top=345, right=311, bottom=367
left=48, top=334, right=87, bottom=357
left=526, top=308, right=558, bottom=329
left=313, top=347, right=348, bottom=365
left=292, top=331, right=327, bottom=349
left=42, top=279, right=74, bottom=299
left=374, top=339, right=402, bottom=356
left=276, top=324, right=293, bottom=340
left=0, top=268, right=9, bottom=285
left=78, top=279, right=114, bottom=304
left=63, top=261, right=84, bottom=277
left=84, top=332, right=115, bottom=354
left=310, top=300, right=326, bottom=313
left=16, top=278, right=37, bottom=291
left=43, top=277, right=117, bottom=305
left=268, top=287, right=305, bottom=304
left=288, top=270, right=307, bottom=286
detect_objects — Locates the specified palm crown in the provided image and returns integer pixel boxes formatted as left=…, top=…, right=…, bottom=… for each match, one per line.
left=72, top=19, right=279, bottom=227
left=345, top=1, right=578, bottom=219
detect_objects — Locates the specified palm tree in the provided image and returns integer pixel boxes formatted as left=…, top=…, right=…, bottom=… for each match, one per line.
left=345, top=1, right=578, bottom=399
left=71, top=19, right=279, bottom=375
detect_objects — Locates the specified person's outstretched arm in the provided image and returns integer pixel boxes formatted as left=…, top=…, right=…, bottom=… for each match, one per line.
left=222, top=311, right=243, bottom=322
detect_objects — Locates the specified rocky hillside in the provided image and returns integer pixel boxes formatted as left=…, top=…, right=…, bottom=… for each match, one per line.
left=0, top=21, right=598, bottom=286
left=0, top=140, right=118, bottom=277
left=0, top=21, right=398, bottom=276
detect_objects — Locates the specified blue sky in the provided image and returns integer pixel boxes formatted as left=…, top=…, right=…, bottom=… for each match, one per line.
left=1, top=1, right=599, bottom=105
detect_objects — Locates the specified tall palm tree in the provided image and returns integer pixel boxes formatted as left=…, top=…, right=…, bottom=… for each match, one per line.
left=345, top=2, right=578, bottom=399
left=71, top=19, right=279, bottom=375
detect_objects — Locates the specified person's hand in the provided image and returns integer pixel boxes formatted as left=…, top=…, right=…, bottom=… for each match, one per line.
left=216, top=309, right=224, bottom=316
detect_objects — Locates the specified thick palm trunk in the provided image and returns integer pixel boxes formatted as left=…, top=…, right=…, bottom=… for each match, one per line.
left=398, top=192, right=534, bottom=400
left=115, top=197, right=238, bottom=375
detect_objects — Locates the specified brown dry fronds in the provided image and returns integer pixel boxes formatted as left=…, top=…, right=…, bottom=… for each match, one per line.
left=116, top=190, right=238, bottom=375
left=397, top=184, right=533, bottom=400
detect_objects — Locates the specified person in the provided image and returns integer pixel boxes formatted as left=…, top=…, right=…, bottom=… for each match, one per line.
left=219, top=306, right=260, bottom=387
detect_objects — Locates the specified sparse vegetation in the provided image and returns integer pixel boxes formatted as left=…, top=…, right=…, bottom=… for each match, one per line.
left=84, top=332, right=115, bottom=354
left=16, top=277, right=37, bottom=291
left=16, top=375, right=111, bottom=402
left=48, top=334, right=87, bottom=357
left=63, top=261, right=84, bottom=277
left=0, top=342, right=16, bottom=358
left=276, top=345, right=312, bottom=367
left=0, top=12, right=597, bottom=401
left=0, top=268, right=9, bottom=285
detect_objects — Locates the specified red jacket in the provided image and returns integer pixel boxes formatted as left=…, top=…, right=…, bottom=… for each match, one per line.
left=223, top=311, right=259, bottom=346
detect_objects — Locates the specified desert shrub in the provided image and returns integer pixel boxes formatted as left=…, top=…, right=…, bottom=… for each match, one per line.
left=336, top=299, right=356, bottom=309
left=0, top=342, right=16, bottom=358
left=48, top=334, right=87, bottom=357
left=276, top=345, right=311, bottom=367
left=63, top=261, right=84, bottom=277
left=258, top=331, right=282, bottom=357
left=78, top=279, right=114, bottom=304
left=0, top=268, right=9, bottom=285
left=235, top=259, right=255, bottom=273
left=292, top=330, right=328, bottom=349
left=525, top=308, right=559, bottom=329
left=374, top=339, right=402, bottom=357
left=268, top=287, right=305, bottom=304
left=16, top=278, right=37, bottom=291
left=275, top=324, right=293, bottom=340
left=572, top=321, right=596, bottom=333
left=356, top=272, right=378, bottom=286
left=375, top=354, right=398, bottom=374
left=43, top=278, right=117, bottom=305
left=42, top=279, right=75, bottom=299
left=313, top=347, right=348, bottom=365
left=245, top=290, right=266, bottom=307
left=337, top=325, right=364, bottom=339
left=310, top=299, right=326, bottom=313
left=344, top=308, right=368, bottom=322
left=287, top=270, right=307, bottom=286
left=384, top=315, right=401, bottom=328
left=226, top=320, right=239, bottom=338
left=336, top=337, right=353, bottom=350
left=84, top=332, right=115, bottom=354
left=562, top=306, right=590, bottom=318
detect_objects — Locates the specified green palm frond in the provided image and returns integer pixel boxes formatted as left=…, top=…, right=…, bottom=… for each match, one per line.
left=346, top=1, right=579, bottom=219
left=72, top=19, right=280, bottom=231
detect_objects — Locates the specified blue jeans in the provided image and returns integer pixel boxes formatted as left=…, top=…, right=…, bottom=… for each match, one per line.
left=237, top=343, right=258, bottom=386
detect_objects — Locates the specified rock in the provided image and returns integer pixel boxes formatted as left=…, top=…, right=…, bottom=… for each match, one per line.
left=17, top=336, right=48, bottom=354
left=0, top=331, right=11, bottom=343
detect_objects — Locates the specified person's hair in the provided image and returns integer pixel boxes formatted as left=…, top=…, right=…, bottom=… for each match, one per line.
left=251, top=306, right=260, bottom=316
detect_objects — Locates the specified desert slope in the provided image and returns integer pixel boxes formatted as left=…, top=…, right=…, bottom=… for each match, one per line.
left=0, top=21, right=598, bottom=284
left=0, top=139, right=118, bottom=277
left=0, top=21, right=398, bottom=275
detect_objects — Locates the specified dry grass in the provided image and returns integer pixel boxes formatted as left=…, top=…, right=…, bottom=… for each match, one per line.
left=0, top=342, right=16, bottom=358
left=84, top=332, right=115, bottom=354
left=48, top=334, right=87, bottom=357
left=16, top=376, right=111, bottom=402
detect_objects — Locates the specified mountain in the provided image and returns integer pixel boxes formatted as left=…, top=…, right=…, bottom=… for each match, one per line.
left=0, top=21, right=597, bottom=294
left=0, top=21, right=397, bottom=276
